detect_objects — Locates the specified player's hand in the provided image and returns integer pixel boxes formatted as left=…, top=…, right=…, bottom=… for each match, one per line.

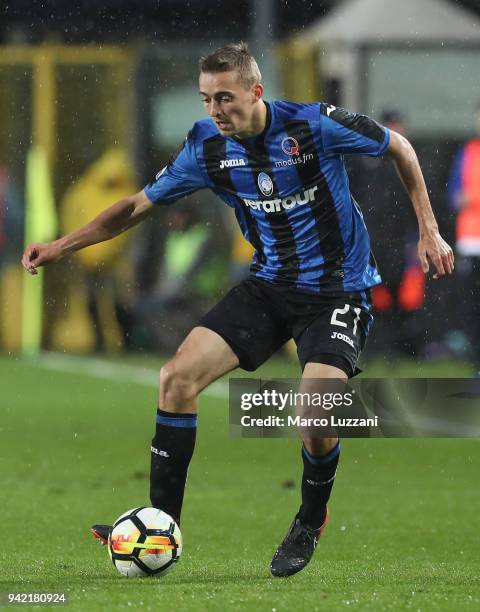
left=21, top=242, right=62, bottom=275
left=417, top=231, right=454, bottom=279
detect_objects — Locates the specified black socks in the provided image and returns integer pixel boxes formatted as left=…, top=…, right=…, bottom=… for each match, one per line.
left=149, top=408, right=197, bottom=525
left=149, top=408, right=339, bottom=531
left=299, top=441, right=340, bottom=530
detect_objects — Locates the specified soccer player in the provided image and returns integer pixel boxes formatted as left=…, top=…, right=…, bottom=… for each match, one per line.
left=22, top=43, right=454, bottom=577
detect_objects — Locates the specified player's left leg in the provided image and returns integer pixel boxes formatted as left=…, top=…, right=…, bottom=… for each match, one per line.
left=297, top=362, right=347, bottom=527
left=270, top=362, right=347, bottom=578
left=271, top=288, right=373, bottom=577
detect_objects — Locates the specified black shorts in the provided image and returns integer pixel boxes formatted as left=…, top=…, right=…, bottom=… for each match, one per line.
left=198, top=277, right=373, bottom=378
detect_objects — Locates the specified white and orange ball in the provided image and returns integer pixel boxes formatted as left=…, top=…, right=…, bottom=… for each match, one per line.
left=108, top=507, right=182, bottom=578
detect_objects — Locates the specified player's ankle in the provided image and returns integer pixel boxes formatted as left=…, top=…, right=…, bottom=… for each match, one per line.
left=298, top=505, right=327, bottom=531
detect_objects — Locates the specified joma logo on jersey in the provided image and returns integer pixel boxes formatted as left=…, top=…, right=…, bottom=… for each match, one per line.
left=219, top=158, right=246, bottom=169
left=243, top=185, right=318, bottom=213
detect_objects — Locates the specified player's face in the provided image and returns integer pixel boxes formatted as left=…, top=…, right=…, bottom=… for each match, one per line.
left=199, top=71, right=262, bottom=137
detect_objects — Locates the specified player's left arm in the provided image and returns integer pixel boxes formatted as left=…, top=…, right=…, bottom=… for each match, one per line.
left=386, top=130, right=454, bottom=279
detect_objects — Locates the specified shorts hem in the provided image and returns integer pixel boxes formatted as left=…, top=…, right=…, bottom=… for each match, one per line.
left=301, top=353, right=358, bottom=378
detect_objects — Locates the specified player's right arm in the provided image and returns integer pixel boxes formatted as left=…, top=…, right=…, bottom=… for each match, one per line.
left=22, top=190, right=153, bottom=275
left=23, top=128, right=207, bottom=275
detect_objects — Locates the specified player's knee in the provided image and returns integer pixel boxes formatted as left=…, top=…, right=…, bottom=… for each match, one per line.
left=159, top=358, right=199, bottom=406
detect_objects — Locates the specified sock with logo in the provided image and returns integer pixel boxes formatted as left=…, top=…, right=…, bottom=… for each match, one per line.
left=150, top=408, right=197, bottom=525
left=298, top=441, right=340, bottom=530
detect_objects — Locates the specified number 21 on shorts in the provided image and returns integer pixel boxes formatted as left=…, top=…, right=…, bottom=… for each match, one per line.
left=330, top=304, right=362, bottom=335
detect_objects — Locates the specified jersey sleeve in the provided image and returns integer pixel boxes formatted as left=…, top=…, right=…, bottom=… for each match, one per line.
left=319, top=104, right=390, bottom=157
left=144, top=130, right=207, bottom=205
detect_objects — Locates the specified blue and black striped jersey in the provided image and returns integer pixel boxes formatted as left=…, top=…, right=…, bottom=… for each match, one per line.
left=144, top=100, right=390, bottom=293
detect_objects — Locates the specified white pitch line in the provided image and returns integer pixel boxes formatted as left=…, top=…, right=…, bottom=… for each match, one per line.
left=27, top=354, right=480, bottom=437
left=38, top=352, right=229, bottom=400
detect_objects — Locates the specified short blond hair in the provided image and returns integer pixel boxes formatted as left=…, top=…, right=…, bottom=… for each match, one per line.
left=199, top=42, right=262, bottom=89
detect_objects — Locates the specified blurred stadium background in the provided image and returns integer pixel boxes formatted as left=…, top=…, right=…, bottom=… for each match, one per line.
left=0, top=0, right=479, bottom=370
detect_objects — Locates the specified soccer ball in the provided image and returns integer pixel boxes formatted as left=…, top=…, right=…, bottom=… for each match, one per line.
left=108, top=507, right=182, bottom=578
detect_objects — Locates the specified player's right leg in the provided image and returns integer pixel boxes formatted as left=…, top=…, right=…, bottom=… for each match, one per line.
left=150, top=326, right=240, bottom=524
left=91, top=326, right=239, bottom=544
left=92, top=277, right=288, bottom=545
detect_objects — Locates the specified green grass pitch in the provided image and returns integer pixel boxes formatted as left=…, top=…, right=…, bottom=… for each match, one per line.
left=0, top=353, right=479, bottom=611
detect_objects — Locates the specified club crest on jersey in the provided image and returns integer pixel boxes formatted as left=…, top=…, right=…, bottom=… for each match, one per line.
left=281, top=136, right=299, bottom=156
left=258, top=172, right=273, bottom=196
